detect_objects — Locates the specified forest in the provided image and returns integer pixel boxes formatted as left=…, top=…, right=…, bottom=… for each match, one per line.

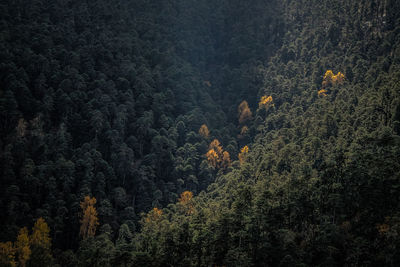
left=0, top=0, right=400, bottom=266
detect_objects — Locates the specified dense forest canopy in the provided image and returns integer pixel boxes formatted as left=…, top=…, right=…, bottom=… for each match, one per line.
left=1, top=0, right=400, bottom=266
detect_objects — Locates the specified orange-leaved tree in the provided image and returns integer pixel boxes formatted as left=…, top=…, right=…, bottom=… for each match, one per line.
left=258, top=95, right=274, bottom=109
left=206, top=139, right=231, bottom=170
left=15, top=228, right=30, bottom=267
left=145, top=207, right=163, bottom=223
left=206, top=139, right=223, bottom=168
left=30, top=218, right=51, bottom=249
left=79, top=196, right=99, bottom=239
left=322, top=70, right=345, bottom=88
left=199, top=124, right=210, bottom=138
left=238, top=145, right=249, bottom=165
left=178, top=191, right=195, bottom=215
left=238, top=100, right=252, bottom=124
left=318, top=89, right=327, bottom=97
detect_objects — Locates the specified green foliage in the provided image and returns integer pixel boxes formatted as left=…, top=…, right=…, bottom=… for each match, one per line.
left=1, top=0, right=400, bottom=266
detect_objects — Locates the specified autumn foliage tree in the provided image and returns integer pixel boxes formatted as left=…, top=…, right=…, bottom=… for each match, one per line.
left=178, top=191, right=195, bottom=215
left=258, top=95, right=274, bottom=109
left=0, top=218, right=52, bottom=267
left=80, top=196, right=99, bottom=239
left=0, top=241, right=16, bottom=267
left=199, top=124, right=210, bottom=138
left=206, top=139, right=231, bottom=170
left=221, top=151, right=231, bottom=169
left=29, top=218, right=53, bottom=266
left=238, top=145, right=249, bottom=165
left=15, top=228, right=30, bottom=267
left=318, top=89, right=327, bottom=97
left=322, top=70, right=345, bottom=88
left=238, top=100, right=252, bottom=124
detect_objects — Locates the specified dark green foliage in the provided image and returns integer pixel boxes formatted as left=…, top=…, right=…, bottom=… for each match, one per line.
left=0, top=0, right=399, bottom=266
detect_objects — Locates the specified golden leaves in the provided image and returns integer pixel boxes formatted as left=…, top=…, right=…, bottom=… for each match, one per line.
left=322, top=70, right=345, bottom=88
left=80, top=196, right=99, bottom=239
left=0, top=241, right=16, bottom=267
left=259, top=95, right=274, bottom=109
left=199, top=124, right=210, bottom=138
left=238, top=145, right=249, bottom=165
left=206, top=139, right=231, bottom=170
left=178, top=191, right=194, bottom=215
left=0, top=218, right=51, bottom=267
left=238, top=100, right=252, bottom=124
left=318, top=89, right=327, bottom=97
left=30, top=218, right=51, bottom=249
left=206, top=149, right=219, bottom=168
left=15, top=228, right=30, bottom=267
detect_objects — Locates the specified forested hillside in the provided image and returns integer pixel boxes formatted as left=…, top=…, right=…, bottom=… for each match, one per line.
left=1, top=0, right=400, bottom=266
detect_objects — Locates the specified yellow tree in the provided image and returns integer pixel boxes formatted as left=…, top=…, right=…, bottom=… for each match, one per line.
left=80, top=196, right=99, bottom=239
left=221, top=151, right=231, bottom=169
left=238, top=145, right=249, bottom=165
left=198, top=124, right=210, bottom=138
left=206, top=139, right=224, bottom=168
left=178, top=191, right=194, bottom=215
left=318, top=89, right=327, bottom=97
left=206, top=149, right=219, bottom=168
left=323, top=70, right=345, bottom=87
left=30, top=218, right=51, bottom=249
left=238, top=100, right=252, bottom=124
left=258, top=95, right=274, bottom=109
left=332, top=71, right=345, bottom=85
left=0, top=242, right=16, bottom=267
left=322, top=70, right=334, bottom=88
left=15, top=228, right=30, bottom=267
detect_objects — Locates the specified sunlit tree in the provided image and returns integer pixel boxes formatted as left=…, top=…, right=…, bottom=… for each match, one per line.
left=30, top=218, right=51, bottom=249
left=15, top=228, right=30, bottom=267
left=258, top=95, right=274, bottom=109
left=80, top=196, right=99, bottom=239
left=221, top=151, right=231, bottom=169
left=238, top=100, right=252, bottom=124
left=238, top=145, right=249, bottom=165
left=199, top=124, right=210, bottom=138
left=206, top=149, right=219, bottom=168
left=318, top=89, right=327, bottom=97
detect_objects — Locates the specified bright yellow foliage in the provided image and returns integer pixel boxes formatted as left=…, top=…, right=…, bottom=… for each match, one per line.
left=30, top=218, right=51, bottom=249
left=322, top=70, right=345, bottom=87
left=15, top=228, right=30, bottom=267
left=199, top=124, right=210, bottom=138
left=259, top=95, right=274, bottom=109
left=206, top=139, right=231, bottom=169
left=80, top=196, right=99, bottom=239
left=0, top=242, right=16, bottom=267
left=238, top=145, right=249, bottom=165
left=206, top=149, right=219, bottom=168
left=318, top=89, right=327, bottom=97
left=238, top=100, right=252, bottom=124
